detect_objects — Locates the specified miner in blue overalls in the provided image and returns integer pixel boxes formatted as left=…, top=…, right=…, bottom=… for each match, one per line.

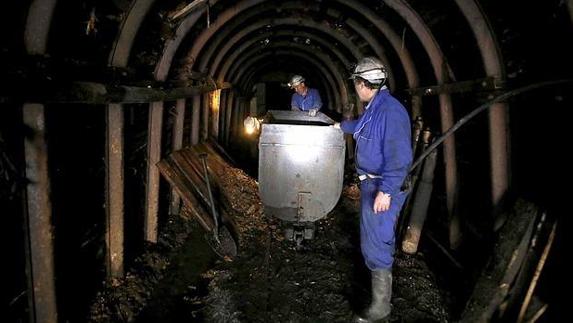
left=336, top=57, right=412, bottom=322
left=289, top=74, right=323, bottom=116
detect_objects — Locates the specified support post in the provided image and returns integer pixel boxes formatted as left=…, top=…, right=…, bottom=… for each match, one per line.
left=144, top=102, right=163, bottom=242
left=191, top=95, right=201, bottom=145
left=169, top=99, right=186, bottom=214
left=23, top=103, right=58, bottom=323
left=402, top=149, right=438, bottom=254
left=225, top=91, right=235, bottom=146
left=201, top=93, right=209, bottom=141
left=105, top=103, right=125, bottom=277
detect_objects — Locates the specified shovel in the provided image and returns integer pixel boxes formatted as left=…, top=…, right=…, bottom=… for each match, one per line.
left=198, top=153, right=238, bottom=259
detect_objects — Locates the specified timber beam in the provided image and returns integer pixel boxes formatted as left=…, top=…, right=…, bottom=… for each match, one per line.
left=1, top=81, right=232, bottom=104
left=405, top=77, right=505, bottom=96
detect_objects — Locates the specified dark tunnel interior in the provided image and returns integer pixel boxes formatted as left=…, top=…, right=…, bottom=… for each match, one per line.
left=1, top=0, right=572, bottom=322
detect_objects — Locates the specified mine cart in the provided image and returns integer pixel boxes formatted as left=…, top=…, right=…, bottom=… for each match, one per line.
left=258, top=110, right=346, bottom=243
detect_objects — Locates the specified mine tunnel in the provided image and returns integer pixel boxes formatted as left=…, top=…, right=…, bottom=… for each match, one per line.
left=1, top=0, right=571, bottom=322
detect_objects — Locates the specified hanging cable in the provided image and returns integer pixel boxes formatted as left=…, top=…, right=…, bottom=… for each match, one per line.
left=409, top=79, right=573, bottom=173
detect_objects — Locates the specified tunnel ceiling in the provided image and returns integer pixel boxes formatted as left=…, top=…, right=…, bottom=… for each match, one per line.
left=162, top=0, right=454, bottom=99
left=6, top=0, right=572, bottom=111
left=12, top=1, right=496, bottom=102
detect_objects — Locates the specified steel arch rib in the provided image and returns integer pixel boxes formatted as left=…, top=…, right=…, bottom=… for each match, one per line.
left=384, top=0, right=459, bottom=243
left=230, top=50, right=341, bottom=111
left=228, top=44, right=347, bottom=109
left=455, top=0, right=509, bottom=216
left=218, top=38, right=348, bottom=106
left=240, top=55, right=337, bottom=112
left=211, top=33, right=346, bottom=106
left=208, top=28, right=353, bottom=78
left=109, top=0, right=156, bottom=68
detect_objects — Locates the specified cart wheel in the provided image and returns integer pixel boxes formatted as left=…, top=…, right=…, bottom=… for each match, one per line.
left=284, top=227, right=294, bottom=241
left=304, top=227, right=315, bottom=240
left=294, top=231, right=304, bottom=250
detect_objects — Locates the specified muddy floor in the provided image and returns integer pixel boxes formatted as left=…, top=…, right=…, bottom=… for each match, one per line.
left=90, top=163, right=450, bottom=322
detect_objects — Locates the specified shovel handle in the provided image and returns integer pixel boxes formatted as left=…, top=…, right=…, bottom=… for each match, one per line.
left=199, top=153, right=219, bottom=235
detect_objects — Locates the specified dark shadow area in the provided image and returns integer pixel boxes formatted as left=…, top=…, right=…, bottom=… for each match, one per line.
left=46, top=104, right=106, bottom=322
left=1, top=104, right=29, bottom=322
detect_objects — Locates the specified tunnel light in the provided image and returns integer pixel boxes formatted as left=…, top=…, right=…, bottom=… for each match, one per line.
left=243, top=116, right=261, bottom=135
left=211, top=89, right=221, bottom=112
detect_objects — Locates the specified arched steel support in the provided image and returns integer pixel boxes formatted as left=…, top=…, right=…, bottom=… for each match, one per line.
left=190, top=3, right=396, bottom=90
left=241, top=52, right=342, bottom=111
left=454, top=0, right=509, bottom=223
left=239, top=57, right=336, bottom=114
left=108, top=0, right=156, bottom=67
left=208, top=28, right=353, bottom=80
left=220, top=40, right=347, bottom=109
left=325, top=9, right=397, bottom=90
left=236, top=54, right=337, bottom=113
left=103, top=0, right=159, bottom=279
left=154, top=0, right=222, bottom=81
left=331, top=0, right=421, bottom=115
left=23, top=1, right=59, bottom=321
left=195, top=13, right=362, bottom=75
left=384, top=0, right=460, bottom=247
left=227, top=46, right=347, bottom=112
left=182, top=0, right=267, bottom=74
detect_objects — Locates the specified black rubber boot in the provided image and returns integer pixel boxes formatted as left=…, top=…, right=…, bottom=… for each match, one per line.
left=353, top=269, right=392, bottom=323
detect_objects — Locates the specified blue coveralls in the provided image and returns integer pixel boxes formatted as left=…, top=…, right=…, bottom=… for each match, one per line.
left=341, top=89, right=412, bottom=270
left=291, top=88, right=323, bottom=111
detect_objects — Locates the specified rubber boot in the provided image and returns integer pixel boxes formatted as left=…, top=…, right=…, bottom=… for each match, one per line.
left=353, top=269, right=392, bottom=323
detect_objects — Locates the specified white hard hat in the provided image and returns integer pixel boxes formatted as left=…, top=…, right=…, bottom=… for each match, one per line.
left=288, top=75, right=305, bottom=88
left=350, top=57, right=387, bottom=84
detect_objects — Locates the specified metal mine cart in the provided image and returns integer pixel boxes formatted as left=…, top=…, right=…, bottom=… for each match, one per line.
left=258, top=110, right=346, bottom=244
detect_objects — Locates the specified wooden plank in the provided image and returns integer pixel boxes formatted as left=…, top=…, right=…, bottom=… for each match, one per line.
left=169, top=99, right=186, bottom=215
left=191, top=144, right=228, bottom=172
left=171, top=150, right=211, bottom=207
left=23, top=103, right=58, bottom=323
left=219, top=90, right=228, bottom=144
left=497, top=213, right=554, bottom=321
left=224, top=91, right=234, bottom=146
left=201, top=93, right=209, bottom=141
left=191, top=95, right=201, bottom=145
left=173, top=147, right=234, bottom=221
left=517, top=220, right=557, bottom=322
left=157, top=158, right=214, bottom=231
left=144, top=102, right=163, bottom=243
left=105, top=103, right=124, bottom=278
left=4, top=81, right=232, bottom=105
left=205, top=140, right=236, bottom=166
left=461, top=200, right=539, bottom=322
left=404, top=77, right=502, bottom=96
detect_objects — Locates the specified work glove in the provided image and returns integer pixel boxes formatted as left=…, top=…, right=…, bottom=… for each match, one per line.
left=308, top=108, right=318, bottom=117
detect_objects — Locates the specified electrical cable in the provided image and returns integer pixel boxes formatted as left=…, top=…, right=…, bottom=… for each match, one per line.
left=408, top=79, right=573, bottom=173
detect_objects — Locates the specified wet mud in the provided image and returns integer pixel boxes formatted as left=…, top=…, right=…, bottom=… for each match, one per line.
left=90, top=164, right=449, bottom=322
